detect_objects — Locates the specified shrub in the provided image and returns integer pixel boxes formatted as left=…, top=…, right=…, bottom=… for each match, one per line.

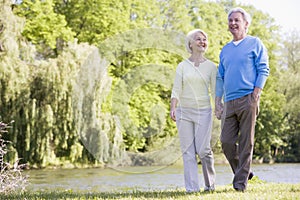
left=0, top=121, right=28, bottom=194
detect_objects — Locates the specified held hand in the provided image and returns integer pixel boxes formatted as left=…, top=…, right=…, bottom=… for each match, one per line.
left=170, top=109, right=176, bottom=121
left=215, top=97, right=224, bottom=120
left=215, top=105, right=223, bottom=120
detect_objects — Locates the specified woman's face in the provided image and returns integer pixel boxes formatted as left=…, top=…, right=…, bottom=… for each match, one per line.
left=190, top=32, right=207, bottom=53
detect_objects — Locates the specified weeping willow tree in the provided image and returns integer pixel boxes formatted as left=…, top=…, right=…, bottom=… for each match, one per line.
left=0, top=0, right=128, bottom=168
left=0, top=0, right=31, bottom=165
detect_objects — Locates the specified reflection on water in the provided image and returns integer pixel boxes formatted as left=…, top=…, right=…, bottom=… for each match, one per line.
left=24, top=163, right=300, bottom=192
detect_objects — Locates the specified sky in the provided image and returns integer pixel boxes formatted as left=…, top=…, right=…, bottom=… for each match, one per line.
left=236, top=0, right=300, bottom=32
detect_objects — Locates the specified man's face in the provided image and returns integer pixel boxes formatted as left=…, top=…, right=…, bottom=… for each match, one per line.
left=228, top=12, right=248, bottom=37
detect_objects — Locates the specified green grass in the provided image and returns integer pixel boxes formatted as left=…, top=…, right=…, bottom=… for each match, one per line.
left=2, top=177, right=300, bottom=200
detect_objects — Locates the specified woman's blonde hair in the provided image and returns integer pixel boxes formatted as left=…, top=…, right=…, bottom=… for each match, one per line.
left=185, top=29, right=208, bottom=53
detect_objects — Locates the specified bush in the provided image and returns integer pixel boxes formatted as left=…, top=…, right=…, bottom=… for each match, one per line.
left=0, top=121, right=28, bottom=194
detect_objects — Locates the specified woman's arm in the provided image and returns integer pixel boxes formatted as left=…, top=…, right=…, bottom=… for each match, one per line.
left=170, top=98, right=178, bottom=121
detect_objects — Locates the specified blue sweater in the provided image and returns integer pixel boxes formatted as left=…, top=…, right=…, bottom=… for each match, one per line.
left=216, top=36, right=270, bottom=102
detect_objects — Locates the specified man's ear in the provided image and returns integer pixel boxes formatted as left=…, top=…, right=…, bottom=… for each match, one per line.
left=245, top=21, right=249, bottom=30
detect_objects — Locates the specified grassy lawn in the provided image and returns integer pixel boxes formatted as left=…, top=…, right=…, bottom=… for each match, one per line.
left=2, top=177, right=300, bottom=200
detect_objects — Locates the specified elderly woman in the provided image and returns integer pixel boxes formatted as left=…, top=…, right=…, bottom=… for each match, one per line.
left=170, top=29, right=216, bottom=192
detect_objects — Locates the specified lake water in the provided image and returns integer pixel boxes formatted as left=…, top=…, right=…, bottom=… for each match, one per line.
left=24, top=163, right=300, bottom=192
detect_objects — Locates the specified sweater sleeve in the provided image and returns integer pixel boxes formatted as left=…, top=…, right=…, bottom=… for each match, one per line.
left=171, top=64, right=183, bottom=100
left=216, top=59, right=224, bottom=98
left=255, top=38, right=270, bottom=89
left=210, top=63, right=217, bottom=103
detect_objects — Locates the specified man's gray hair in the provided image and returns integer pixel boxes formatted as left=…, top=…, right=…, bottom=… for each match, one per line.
left=228, top=7, right=252, bottom=32
left=185, top=29, right=208, bottom=54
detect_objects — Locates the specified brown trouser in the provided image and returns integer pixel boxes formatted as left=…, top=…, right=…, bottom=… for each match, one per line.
left=220, top=93, right=259, bottom=190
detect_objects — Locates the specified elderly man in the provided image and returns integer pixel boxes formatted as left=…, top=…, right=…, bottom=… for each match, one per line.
left=215, top=7, right=270, bottom=192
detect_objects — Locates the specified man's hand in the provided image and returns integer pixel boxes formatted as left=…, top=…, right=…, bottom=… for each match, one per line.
left=253, top=87, right=262, bottom=101
left=215, top=97, right=223, bottom=120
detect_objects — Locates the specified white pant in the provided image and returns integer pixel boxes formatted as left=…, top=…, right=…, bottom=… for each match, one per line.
left=176, top=107, right=216, bottom=192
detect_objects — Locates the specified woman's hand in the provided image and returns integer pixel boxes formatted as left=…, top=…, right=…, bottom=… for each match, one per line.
left=170, top=98, right=178, bottom=122
left=170, top=109, right=176, bottom=121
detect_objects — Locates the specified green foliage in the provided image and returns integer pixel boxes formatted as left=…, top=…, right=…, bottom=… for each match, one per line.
left=0, top=0, right=299, bottom=167
left=14, top=0, right=75, bottom=56
left=54, top=0, right=163, bottom=45
left=190, top=0, right=231, bottom=63
left=255, top=90, right=289, bottom=162
left=1, top=0, right=114, bottom=167
left=275, top=30, right=300, bottom=162
left=0, top=0, right=31, bottom=164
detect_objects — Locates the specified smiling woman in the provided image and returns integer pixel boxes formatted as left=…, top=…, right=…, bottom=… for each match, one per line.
left=170, top=28, right=217, bottom=193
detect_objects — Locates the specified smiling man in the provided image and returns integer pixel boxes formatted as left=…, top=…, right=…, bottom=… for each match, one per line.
left=215, top=7, right=270, bottom=192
